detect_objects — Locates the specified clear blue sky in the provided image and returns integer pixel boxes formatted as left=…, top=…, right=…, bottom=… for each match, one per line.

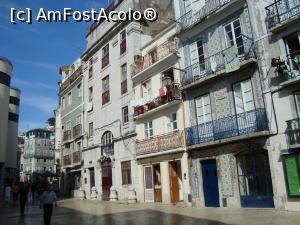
left=0, top=0, right=110, bottom=132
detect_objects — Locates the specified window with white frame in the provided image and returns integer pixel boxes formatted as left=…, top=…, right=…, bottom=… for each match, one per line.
left=89, top=122, right=93, bottom=137
left=75, top=114, right=82, bottom=125
left=77, top=83, right=82, bottom=97
left=68, top=92, right=72, bottom=105
left=66, top=121, right=71, bottom=131
left=195, top=94, right=212, bottom=124
left=295, top=91, right=300, bottom=117
left=141, top=80, right=151, bottom=98
left=166, top=113, right=178, bottom=132
left=102, top=76, right=110, bottom=93
left=233, top=79, right=255, bottom=114
left=144, top=121, right=153, bottom=138
left=61, top=97, right=65, bottom=110
left=122, top=106, right=129, bottom=125
left=88, top=86, right=93, bottom=102
left=224, top=18, right=244, bottom=55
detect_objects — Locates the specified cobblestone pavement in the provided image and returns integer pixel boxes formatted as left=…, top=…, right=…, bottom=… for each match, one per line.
left=1, top=199, right=300, bottom=225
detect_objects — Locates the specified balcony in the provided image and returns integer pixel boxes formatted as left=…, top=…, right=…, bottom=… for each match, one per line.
left=186, top=108, right=268, bottom=147
left=121, top=80, right=127, bottom=95
left=286, top=118, right=300, bottom=148
left=176, top=0, right=235, bottom=33
left=133, top=84, right=181, bottom=118
left=73, top=124, right=82, bottom=139
left=272, top=51, right=300, bottom=85
left=63, top=155, right=71, bottom=166
left=266, top=0, right=300, bottom=31
left=63, top=130, right=72, bottom=142
left=72, top=151, right=81, bottom=164
left=181, top=36, right=256, bottom=89
left=136, top=131, right=185, bottom=156
left=102, top=90, right=110, bottom=105
left=101, top=144, right=114, bottom=155
left=60, top=66, right=82, bottom=93
left=131, top=38, right=177, bottom=78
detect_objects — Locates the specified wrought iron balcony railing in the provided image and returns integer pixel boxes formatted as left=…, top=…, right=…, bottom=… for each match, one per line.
left=266, top=0, right=300, bottom=29
left=181, top=36, right=255, bottom=88
left=72, top=151, right=81, bottom=164
left=176, top=0, right=233, bottom=33
left=273, top=51, right=300, bottom=83
left=286, top=118, right=300, bottom=146
left=185, top=108, right=268, bottom=146
left=136, top=131, right=185, bottom=156
left=131, top=38, right=177, bottom=77
left=63, top=130, right=72, bottom=141
left=133, top=83, right=181, bottom=117
left=73, top=124, right=82, bottom=139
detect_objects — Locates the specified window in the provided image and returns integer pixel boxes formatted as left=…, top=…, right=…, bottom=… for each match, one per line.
left=295, top=91, right=300, bottom=117
left=161, top=69, right=175, bottom=86
left=195, top=94, right=212, bottom=124
left=102, top=44, right=109, bottom=68
left=121, top=161, right=131, bottom=185
left=68, top=92, right=72, bottom=105
left=285, top=32, right=300, bottom=73
left=89, top=58, right=93, bottom=79
left=102, top=76, right=110, bottom=105
left=89, top=122, right=93, bottom=137
left=101, top=131, right=114, bottom=155
left=197, top=39, right=206, bottom=71
left=122, top=106, right=129, bottom=125
left=144, top=121, right=153, bottom=138
left=141, top=80, right=151, bottom=98
left=166, top=113, right=178, bottom=132
left=233, top=79, right=255, bottom=114
left=121, top=64, right=127, bottom=94
left=77, top=83, right=82, bottom=97
left=75, top=114, right=82, bottom=125
left=224, top=18, right=244, bottom=55
left=88, top=86, right=93, bottom=102
left=120, top=30, right=127, bottom=55
left=61, top=97, right=65, bottom=110
left=66, top=121, right=71, bottom=131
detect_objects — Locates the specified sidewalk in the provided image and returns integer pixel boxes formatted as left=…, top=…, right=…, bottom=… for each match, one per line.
left=1, top=198, right=300, bottom=225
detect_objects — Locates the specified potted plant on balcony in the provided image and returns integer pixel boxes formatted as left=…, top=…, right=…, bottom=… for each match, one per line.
left=146, top=100, right=157, bottom=110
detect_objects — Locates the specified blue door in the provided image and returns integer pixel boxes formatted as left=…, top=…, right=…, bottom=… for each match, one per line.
left=237, top=152, right=274, bottom=208
left=201, top=159, right=220, bottom=207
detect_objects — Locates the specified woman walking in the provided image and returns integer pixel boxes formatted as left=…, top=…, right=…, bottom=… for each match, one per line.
left=40, top=184, right=57, bottom=225
left=19, top=182, right=29, bottom=216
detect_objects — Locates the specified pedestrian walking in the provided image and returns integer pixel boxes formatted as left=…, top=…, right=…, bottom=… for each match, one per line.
left=4, top=184, right=12, bottom=203
left=40, top=184, right=57, bottom=225
left=12, top=182, right=19, bottom=206
left=19, top=182, right=29, bottom=216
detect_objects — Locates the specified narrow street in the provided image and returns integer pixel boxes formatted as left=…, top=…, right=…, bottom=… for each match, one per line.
left=1, top=199, right=300, bottom=225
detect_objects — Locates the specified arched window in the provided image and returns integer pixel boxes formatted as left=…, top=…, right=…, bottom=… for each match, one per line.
left=101, top=131, right=114, bottom=155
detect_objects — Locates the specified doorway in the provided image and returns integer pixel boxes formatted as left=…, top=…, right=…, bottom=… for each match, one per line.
left=237, top=152, right=274, bottom=208
left=101, top=162, right=112, bottom=201
left=144, top=164, right=162, bottom=203
left=201, top=159, right=220, bottom=207
left=169, top=161, right=182, bottom=203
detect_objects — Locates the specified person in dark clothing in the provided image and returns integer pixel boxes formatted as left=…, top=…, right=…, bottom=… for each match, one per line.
left=19, top=183, right=29, bottom=216
left=40, top=183, right=57, bottom=225
left=31, top=183, right=36, bottom=204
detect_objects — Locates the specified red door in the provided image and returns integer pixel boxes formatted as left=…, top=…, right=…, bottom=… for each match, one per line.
left=101, top=162, right=112, bottom=201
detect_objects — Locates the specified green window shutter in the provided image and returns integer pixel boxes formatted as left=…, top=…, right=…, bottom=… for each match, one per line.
left=284, top=154, right=300, bottom=196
